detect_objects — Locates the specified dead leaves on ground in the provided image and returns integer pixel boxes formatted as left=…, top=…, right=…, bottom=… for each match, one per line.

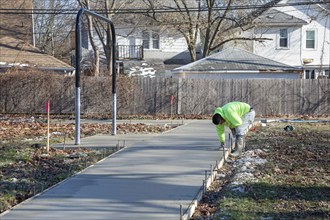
left=0, top=115, right=178, bottom=213
left=0, top=118, right=176, bottom=142
left=191, top=122, right=330, bottom=220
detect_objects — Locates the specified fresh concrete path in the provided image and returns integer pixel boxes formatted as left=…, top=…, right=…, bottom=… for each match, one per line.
left=1, top=120, right=227, bottom=220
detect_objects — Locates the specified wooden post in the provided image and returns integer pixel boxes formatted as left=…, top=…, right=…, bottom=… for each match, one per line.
left=46, top=100, right=50, bottom=154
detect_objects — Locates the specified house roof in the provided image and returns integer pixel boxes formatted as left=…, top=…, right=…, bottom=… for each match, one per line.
left=253, top=8, right=308, bottom=26
left=0, top=0, right=33, bottom=43
left=0, top=36, right=74, bottom=72
left=172, top=48, right=300, bottom=73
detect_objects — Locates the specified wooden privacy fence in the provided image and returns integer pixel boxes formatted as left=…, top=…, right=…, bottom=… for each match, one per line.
left=126, top=77, right=330, bottom=116
left=0, top=72, right=329, bottom=116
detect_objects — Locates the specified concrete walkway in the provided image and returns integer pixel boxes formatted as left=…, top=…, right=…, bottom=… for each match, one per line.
left=1, top=120, right=230, bottom=220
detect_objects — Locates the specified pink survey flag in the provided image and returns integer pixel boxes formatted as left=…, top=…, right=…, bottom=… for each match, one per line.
left=45, top=100, right=50, bottom=113
left=170, top=95, right=174, bottom=105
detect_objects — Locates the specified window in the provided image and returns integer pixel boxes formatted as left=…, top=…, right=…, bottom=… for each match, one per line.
left=306, top=30, right=315, bottom=49
left=128, top=37, right=139, bottom=58
left=152, top=32, right=160, bottom=49
left=129, top=36, right=136, bottom=46
left=305, top=70, right=315, bottom=79
left=142, top=31, right=150, bottom=49
left=279, top=29, right=288, bottom=48
left=142, top=30, right=160, bottom=49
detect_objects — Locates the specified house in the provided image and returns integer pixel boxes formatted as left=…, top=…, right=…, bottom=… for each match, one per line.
left=0, top=1, right=75, bottom=74
left=116, top=28, right=197, bottom=65
left=114, top=27, right=199, bottom=76
left=84, top=26, right=199, bottom=77
left=113, top=0, right=329, bottom=79
left=0, top=36, right=75, bottom=74
left=251, top=0, right=330, bottom=79
left=171, top=47, right=301, bottom=79
left=80, top=0, right=201, bottom=76
left=112, top=0, right=201, bottom=66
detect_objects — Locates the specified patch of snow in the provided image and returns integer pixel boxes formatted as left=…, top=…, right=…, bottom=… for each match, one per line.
left=236, top=157, right=267, bottom=166
left=231, top=185, right=245, bottom=193
left=51, top=132, right=65, bottom=135
left=216, top=173, right=226, bottom=179
left=228, top=149, right=268, bottom=193
left=10, top=178, right=18, bottom=183
left=8, top=63, right=29, bottom=67
left=230, top=172, right=255, bottom=187
left=128, top=64, right=157, bottom=78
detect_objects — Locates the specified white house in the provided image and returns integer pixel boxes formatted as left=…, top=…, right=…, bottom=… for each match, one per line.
left=252, top=0, right=330, bottom=79
left=115, top=27, right=198, bottom=65
left=83, top=0, right=329, bottom=79
left=84, top=25, right=197, bottom=77
left=114, top=0, right=201, bottom=66
left=107, top=27, right=194, bottom=77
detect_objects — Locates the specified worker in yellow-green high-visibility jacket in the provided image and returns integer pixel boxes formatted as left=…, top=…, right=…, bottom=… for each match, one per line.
left=212, top=101, right=255, bottom=157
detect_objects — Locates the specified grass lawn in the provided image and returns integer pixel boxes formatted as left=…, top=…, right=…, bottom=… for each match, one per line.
left=215, top=122, right=330, bottom=219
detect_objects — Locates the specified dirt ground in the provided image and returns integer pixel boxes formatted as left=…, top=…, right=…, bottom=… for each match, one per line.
left=191, top=121, right=330, bottom=220
left=1, top=114, right=330, bottom=218
left=0, top=114, right=178, bottom=213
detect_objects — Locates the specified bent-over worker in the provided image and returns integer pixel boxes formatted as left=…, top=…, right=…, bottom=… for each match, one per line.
left=212, top=101, right=255, bottom=157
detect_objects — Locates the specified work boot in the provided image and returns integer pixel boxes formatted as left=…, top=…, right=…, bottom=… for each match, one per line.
left=231, top=136, right=244, bottom=157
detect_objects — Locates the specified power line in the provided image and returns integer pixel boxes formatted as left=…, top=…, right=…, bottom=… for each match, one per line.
left=0, top=1, right=329, bottom=15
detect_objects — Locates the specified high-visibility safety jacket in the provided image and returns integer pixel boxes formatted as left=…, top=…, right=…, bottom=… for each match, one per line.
left=214, top=101, right=251, bottom=144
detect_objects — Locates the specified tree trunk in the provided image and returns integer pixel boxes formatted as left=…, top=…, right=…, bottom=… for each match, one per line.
left=86, top=14, right=100, bottom=76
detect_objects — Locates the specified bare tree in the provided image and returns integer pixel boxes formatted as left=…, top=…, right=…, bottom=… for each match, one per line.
left=142, top=0, right=281, bottom=61
left=33, top=0, right=78, bottom=59
left=76, top=0, right=137, bottom=76
left=0, top=0, right=33, bottom=43
left=312, top=2, right=330, bottom=77
left=77, top=0, right=100, bottom=76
